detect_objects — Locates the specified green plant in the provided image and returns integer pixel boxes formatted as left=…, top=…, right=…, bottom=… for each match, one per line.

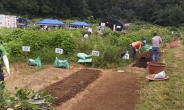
left=5, top=29, right=24, bottom=42
left=0, top=81, right=55, bottom=110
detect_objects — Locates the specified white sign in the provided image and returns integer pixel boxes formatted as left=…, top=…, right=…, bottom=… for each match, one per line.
left=101, top=23, right=105, bottom=26
left=172, top=31, right=174, bottom=34
left=92, top=50, right=100, bottom=56
left=22, top=46, right=30, bottom=52
left=55, top=48, right=63, bottom=54
left=0, top=15, right=5, bottom=27
left=117, top=26, right=121, bottom=28
left=0, top=14, right=17, bottom=28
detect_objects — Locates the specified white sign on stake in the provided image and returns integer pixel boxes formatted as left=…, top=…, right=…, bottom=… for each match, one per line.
left=172, top=31, right=174, bottom=34
left=92, top=50, right=100, bottom=56
left=22, top=46, right=30, bottom=52
left=55, top=48, right=63, bottom=54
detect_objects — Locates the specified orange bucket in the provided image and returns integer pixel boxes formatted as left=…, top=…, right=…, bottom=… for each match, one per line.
left=147, top=61, right=166, bottom=74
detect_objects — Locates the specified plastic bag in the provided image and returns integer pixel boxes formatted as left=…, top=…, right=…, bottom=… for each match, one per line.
left=28, top=57, right=42, bottom=68
left=154, top=71, right=165, bottom=79
left=77, top=53, right=92, bottom=60
left=54, top=57, right=70, bottom=69
left=77, top=53, right=92, bottom=63
left=144, top=44, right=152, bottom=51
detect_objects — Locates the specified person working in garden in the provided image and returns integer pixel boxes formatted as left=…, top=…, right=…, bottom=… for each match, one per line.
left=129, top=40, right=146, bottom=61
left=0, top=45, right=10, bottom=81
left=88, top=26, right=92, bottom=37
left=151, top=32, right=162, bottom=62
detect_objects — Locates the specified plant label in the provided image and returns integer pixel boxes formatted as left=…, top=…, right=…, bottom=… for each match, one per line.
left=92, top=50, right=100, bottom=56
left=55, top=48, right=63, bottom=54
left=22, top=46, right=30, bottom=52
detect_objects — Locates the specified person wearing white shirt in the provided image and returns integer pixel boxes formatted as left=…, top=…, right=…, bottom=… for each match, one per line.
left=88, top=26, right=92, bottom=37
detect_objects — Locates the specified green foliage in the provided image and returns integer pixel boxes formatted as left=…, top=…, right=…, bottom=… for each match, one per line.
left=79, top=29, right=88, bottom=36
left=6, top=40, right=24, bottom=58
left=109, top=31, right=122, bottom=37
left=1, top=0, right=184, bottom=26
left=70, top=30, right=83, bottom=38
left=51, top=30, right=77, bottom=55
left=91, top=44, right=122, bottom=68
left=27, top=25, right=41, bottom=30
left=120, top=37, right=133, bottom=50
left=109, top=6, right=123, bottom=19
left=0, top=81, right=55, bottom=110
left=21, top=30, right=51, bottom=51
left=101, top=30, right=110, bottom=37
left=0, top=82, right=55, bottom=110
left=3, top=23, right=173, bottom=68
left=104, top=35, right=119, bottom=46
left=5, top=29, right=24, bottom=42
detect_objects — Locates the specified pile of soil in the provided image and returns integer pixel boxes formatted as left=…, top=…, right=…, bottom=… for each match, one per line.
left=42, top=69, right=102, bottom=105
left=132, top=51, right=152, bottom=68
left=132, top=51, right=163, bottom=68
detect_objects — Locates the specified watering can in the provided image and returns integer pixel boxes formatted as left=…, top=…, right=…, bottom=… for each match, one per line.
left=54, top=57, right=70, bottom=69
left=27, top=57, right=42, bottom=68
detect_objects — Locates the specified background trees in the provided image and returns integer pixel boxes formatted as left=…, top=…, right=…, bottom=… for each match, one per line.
left=0, top=0, right=184, bottom=26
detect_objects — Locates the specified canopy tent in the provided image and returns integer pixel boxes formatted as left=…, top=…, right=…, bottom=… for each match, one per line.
left=69, top=21, right=90, bottom=27
left=37, top=19, right=65, bottom=26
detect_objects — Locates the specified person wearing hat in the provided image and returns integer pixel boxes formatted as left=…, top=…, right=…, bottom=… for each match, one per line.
left=152, top=32, right=162, bottom=62
left=129, top=40, right=146, bottom=61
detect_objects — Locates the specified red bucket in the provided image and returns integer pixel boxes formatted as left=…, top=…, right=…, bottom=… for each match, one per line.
left=147, top=61, right=166, bottom=74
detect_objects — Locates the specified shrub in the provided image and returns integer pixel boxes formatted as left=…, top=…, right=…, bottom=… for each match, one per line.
left=5, top=29, right=24, bottom=42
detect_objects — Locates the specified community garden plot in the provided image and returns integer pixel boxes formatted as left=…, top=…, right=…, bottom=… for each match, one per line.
left=5, top=62, right=141, bottom=110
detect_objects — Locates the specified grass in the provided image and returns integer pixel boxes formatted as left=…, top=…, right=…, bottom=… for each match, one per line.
left=136, top=41, right=184, bottom=110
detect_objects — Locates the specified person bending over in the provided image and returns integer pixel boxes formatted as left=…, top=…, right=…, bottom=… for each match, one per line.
left=129, top=40, right=146, bottom=61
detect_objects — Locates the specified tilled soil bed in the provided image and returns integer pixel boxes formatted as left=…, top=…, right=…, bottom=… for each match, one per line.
left=42, top=69, right=102, bottom=105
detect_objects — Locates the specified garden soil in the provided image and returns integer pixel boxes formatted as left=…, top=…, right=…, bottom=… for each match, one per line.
left=4, top=50, right=162, bottom=110
left=132, top=50, right=163, bottom=68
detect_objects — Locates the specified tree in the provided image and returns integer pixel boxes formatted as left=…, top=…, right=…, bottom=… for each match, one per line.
left=66, top=0, right=89, bottom=18
left=109, top=6, right=123, bottom=19
left=168, top=5, right=184, bottom=26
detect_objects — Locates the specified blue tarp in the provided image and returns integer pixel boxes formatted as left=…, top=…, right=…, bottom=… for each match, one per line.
left=69, top=21, right=90, bottom=27
left=37, top=19, right=65, bottom=26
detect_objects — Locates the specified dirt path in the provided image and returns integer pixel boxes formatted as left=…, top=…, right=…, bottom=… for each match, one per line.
left=55, top=69, right=140, bottom=110
left=4, top=57, right=148, bottom=110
